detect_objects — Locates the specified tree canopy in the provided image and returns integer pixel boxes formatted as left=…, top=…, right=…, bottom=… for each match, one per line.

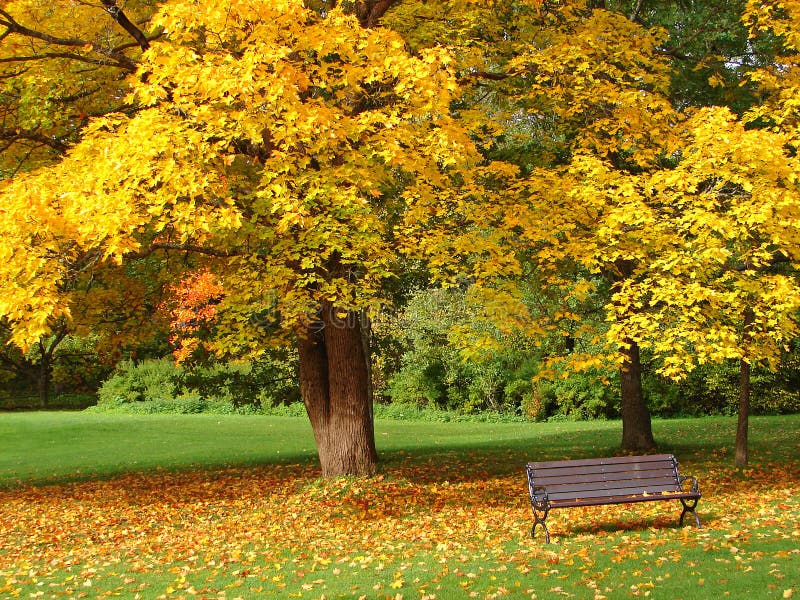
left=1, top=0, right=799, bottom=474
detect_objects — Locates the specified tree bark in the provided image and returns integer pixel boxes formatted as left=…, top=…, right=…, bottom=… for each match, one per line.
left=735, top=355, right=750, bottom=468
left=735, top=307, right=755, bottom=468
left=38, top=356, right=51, bottom=408
left=619, top=339, right=656, bottom=452
left=100, top=0, right=150, bottom=50
left=298, top=302, right=377, bottom=477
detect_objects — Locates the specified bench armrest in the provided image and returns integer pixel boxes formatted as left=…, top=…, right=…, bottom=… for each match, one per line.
left=678, top=475, right=699, bottom=494
left=531, top=486, right=550, bottom=511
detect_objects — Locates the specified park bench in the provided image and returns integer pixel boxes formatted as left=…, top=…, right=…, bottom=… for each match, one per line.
left=526, top=454, right=701, bottom=543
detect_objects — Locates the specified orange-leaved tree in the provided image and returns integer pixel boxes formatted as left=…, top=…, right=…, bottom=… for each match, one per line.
left=163, top=269, right=226, bottom=365
left=0, top=0, right=488, bottom=476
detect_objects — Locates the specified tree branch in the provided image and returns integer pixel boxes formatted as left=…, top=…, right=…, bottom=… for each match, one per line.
left=629, top=0, right=645, bottom=23
left=354, top=0, right=401, bottom=28
left=0, top=4, right=146, bottom=72
left=128, top=242, right=245, bottom=260
left=0, top=52, right=135, bottom=71
left=457, top=69, right=513, bottom=84
left=44, top=324, right=70, bottom=358
left=100, top=0, right=150, bottom=51
left=0, top=8, right=88, bottom=47
left=0, top=126, right=68, bottom=153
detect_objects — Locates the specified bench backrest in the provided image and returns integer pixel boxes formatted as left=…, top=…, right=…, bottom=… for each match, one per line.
left=526, top=454, right=683, bottom=505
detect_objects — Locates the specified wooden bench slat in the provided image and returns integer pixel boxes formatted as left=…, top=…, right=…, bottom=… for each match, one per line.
left=527, top=454, right=676, bottom=470
left=536, top=476, right=681, bottom=496
left=530, top=467, right=678, bottom=485
left=550, top=491, right=699, bottom=508
left=528, top=461, right=676, bottom=478
left=546, top=483, right=685, bottom=501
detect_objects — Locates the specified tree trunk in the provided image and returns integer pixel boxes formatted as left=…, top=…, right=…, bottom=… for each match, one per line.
left=38, top=353, right=51, bottom=409
left=298, top=302, right=378, bottom=477
left=619, top=339, right=656, bottom=452
left=735, top=356, right=750, bottom=468
left=36, top=344, right=53, bottom=408
left=735, top=307, right=755, bottom=468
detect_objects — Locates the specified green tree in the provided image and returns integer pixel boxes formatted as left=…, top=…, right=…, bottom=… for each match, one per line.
left=389, top=0, right=683, bottom=450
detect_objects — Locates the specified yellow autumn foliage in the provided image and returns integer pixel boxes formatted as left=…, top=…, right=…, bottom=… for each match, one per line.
left=0, top=0, right=483, bottom=354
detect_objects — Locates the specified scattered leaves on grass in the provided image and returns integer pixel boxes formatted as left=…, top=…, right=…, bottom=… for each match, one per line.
left=0, top=457, right=798, bottom=598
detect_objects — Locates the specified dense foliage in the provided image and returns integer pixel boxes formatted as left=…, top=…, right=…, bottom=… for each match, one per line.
left=1, top=0, right=799, bottom=471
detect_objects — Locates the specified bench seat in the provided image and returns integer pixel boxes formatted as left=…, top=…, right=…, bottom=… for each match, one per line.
left=526, top=454, right=701, bottom=542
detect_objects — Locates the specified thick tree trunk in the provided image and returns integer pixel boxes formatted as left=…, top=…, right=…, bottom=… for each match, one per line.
left=735, top=307, right=755, bottom=468
left=298, top=302, right=378, bottom=477
left=619, top=339, right=656, bottom=452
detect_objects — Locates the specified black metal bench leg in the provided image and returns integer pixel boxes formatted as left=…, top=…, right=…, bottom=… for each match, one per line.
left=679, top=498, right=701, bottom=528
left=531, top=505, right=551, bottom=543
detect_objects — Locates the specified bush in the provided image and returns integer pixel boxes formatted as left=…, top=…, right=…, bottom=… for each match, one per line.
left=675, top=361, right=800, bottom=416
left=373, top=401, right=527, bottom=423
left=51, top=336, right=114, bottom=394
left=97, top=358, right=184, bottom=406
left=183, top=352, right=299, bottom=409
left=96, top=350, right=300, bottom=411
left=385, top=360, right=448, bottom=408
left=537, top=370, right=620, bottom=421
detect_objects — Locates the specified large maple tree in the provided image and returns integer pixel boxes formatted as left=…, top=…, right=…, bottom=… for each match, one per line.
left=0, top=0, right=486, bottom=476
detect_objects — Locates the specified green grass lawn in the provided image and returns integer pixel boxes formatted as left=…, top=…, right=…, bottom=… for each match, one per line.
left=1, top=412, right=799, bottom=598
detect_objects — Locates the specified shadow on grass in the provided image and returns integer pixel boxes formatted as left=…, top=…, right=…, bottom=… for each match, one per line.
left=3, top=414, right=799, bottom=492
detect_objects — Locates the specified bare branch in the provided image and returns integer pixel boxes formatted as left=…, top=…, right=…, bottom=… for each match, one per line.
left=112, top=30, right=164, bottom=55
left=0, top=8, right=93, bottom=48
left=0, top=52, right=135, bottom=71
left=458, top=70, right=513, bottom=84
left=354, top=0, right=401, bottom=28
left=0, top=4, right=145, bottom=72
left=54, top=87, right=102, bottom=104
left=128, top=242, right=245, bottom=260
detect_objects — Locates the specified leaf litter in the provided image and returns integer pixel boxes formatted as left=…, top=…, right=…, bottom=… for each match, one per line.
left=0, top=458, right=798, bottom=598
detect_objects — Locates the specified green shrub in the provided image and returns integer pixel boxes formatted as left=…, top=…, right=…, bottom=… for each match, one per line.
left=51, top=336, right=114, bottom=394
left=182, top=354, right=299, bottom=408
left=50, top=393, right=97, bottom=409
left=97, top=358, right=184, bottom=406
left=96, top=351, right=300, bottom=411
left=115, top=396, right=207, bottom=414
left=385, top=361, right=448, bottom=408
left=642, top=358, right=800, bottom=418
left=537, top=370, right=619, bottom=421
left=372, top=401, right=527, bottom=423
left=520, top=383, right=547, bottom=421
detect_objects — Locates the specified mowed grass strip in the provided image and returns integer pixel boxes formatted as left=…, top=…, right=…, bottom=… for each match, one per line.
left=0, top=413, right=798, bottom=599
left=0, top=413, right=320, bottom=487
